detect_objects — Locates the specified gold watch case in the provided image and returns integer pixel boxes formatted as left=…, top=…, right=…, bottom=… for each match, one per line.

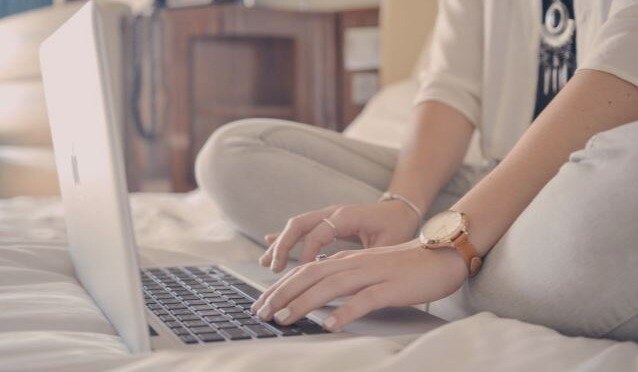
left=419, top=210, right=468, bottom=248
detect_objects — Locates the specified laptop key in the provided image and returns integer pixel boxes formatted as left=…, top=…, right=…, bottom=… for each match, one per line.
left=154, top=294, right=175, bottom=300
left=225, top=295, right=245, bottom=300
left=183, top=320, right=208, bottom=328
left=296, top=320, right=326, bottom=335
left=245, top=325, right=276, bottom=338
left=180, top=334, right=199, bottom=344
left=185, top=300, right=206, bottom=306
left=214, top=322, right=237, bottom=329
left=204, top=296, right=226, bottom=303
left=221, top=307, right=244, bottom=314
left=172, top=327, right=190, bottom=336
left=237, top=318, right=260, bottom=326
left=236, top=304, right=253, bottom=311
left=232, top=298, right=253, bottom=305
left=221, top=328, right=251, bottom=340
left=158, top=298, right=180, bottom=305
left=216, top=302, right=235, bottom=309
left=230, top=312, right=251, bottom=319
left=159, top=315, right=175, bottom=322
left=232, top=284, right=262, bottom=300
left=179, top=296, right=199, bottom=301
left=268, top=322, right=303, bottom=336
left=204, top=316, right=229, bottom=323
left=191, top=326, right=218, bottom=335
left=170, top=309, right=192, bottom=316
left=166, top=321, right=182, bottom=329
left=197, top=310, right=222, bottom=316
left=199, top=332, right=225, bottom=343
left=177, top=315, right=201, bottom=321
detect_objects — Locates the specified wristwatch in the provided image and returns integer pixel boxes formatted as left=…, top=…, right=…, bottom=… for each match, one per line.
left=419, top=210, right=482, bottom=277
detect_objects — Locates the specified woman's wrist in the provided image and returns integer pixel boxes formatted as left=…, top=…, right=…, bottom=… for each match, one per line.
left=410, top=245, right=468, bottom=299
left=382, top=199, right=423, bottom=232
left=378, top=192, right=424, bottom=221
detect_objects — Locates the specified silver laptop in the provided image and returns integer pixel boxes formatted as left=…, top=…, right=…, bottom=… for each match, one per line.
left=40, top=0, right=445, bottom=354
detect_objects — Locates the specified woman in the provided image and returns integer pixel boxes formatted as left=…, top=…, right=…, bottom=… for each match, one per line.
left=196, top=0, right=638, bottom=335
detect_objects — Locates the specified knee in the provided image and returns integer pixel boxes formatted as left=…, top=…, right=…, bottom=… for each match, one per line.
left=194, top=118, right=295, bottom=199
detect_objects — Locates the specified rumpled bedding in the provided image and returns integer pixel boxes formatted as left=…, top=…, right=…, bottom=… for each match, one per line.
left=0, top=192, right=636, bottom=372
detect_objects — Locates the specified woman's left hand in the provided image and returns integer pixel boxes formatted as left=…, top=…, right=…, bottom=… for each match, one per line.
left=250, top=240, right=468, bottom=332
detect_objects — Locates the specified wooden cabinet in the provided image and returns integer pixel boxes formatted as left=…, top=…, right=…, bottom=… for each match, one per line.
left=126, top=4, right=379, bottom=192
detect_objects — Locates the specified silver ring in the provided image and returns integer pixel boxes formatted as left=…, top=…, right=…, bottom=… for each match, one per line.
left=315, top=254, right=328, bottom=261
left=321, top=218, right=338, bottom=242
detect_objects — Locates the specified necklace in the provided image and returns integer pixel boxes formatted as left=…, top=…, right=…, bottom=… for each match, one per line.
left=540, top=0, right=576, bottom=95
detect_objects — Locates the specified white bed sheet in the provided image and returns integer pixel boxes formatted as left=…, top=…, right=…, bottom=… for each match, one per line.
left=1, top=192, right=637, bottom=372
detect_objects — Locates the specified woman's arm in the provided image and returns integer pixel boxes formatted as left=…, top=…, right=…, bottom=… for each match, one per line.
left=386, top=101, right=474, bottom=214
left=260, top=0, right=484, bottom=270
left=252, top=70, right=638, bottom=331
left=387, top=0, right=484, bottom=212
left=458, top=69, right=638, bottom=256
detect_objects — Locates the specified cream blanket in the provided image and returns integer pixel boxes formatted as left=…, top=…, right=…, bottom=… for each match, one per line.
left=0, top=193, right=636, bottom=372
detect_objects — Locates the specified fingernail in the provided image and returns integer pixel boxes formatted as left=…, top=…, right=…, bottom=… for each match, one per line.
left=270, top=258, right=279, bottom=272
left=259, top=256, right=269, bottom=267
left=323, top=316, right=337, bottom=331
left=257, top=304, right=271, bottom=320
left=274, top=307, right=291, bottom=324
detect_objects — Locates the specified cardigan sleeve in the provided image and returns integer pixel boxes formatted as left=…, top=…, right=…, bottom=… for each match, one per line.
left=414, top=0, right=484, bottom=126
left=578, top=0, right=638, bottom=87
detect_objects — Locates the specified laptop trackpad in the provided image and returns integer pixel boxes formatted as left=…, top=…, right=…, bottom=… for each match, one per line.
left=223, top=262, right=447, bottom=338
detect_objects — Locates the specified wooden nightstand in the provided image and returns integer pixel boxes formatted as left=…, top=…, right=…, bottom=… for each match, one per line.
left=126, top=4, right=379, bottom=192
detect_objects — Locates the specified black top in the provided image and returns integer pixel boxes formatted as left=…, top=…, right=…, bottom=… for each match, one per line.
left=533, top=0, right=577, bottom=119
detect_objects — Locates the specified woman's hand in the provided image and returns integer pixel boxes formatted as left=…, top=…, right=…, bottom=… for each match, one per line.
left=260, top=201, right=422, bottom=273
left=251, top=241, right=468, bottom=332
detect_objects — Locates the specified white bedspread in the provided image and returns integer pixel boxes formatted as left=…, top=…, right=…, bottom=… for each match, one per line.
left=1, top=192, right=637, bottom=372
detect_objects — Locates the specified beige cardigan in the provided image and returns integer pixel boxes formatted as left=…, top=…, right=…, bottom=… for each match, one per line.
left=416, top=0, right=638, bottom=162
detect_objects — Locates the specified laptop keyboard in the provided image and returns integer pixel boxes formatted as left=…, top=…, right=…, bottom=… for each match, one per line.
left=141, top=266, right=327, bottom=344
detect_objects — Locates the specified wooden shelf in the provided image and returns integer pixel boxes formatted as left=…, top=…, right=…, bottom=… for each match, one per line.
left=160, top=5, right=340, bottom=191
left=124, top=4, right=379, bottom=192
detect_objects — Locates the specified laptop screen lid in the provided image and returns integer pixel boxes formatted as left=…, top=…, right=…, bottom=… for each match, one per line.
left=40, top=1, right=150, bottom=353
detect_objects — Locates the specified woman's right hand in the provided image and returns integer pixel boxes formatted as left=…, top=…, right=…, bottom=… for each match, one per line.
left=260, top=200, right=422, bottom=273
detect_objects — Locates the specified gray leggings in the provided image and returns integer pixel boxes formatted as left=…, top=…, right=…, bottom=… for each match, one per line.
left=195, top=119, right=488, bottom=251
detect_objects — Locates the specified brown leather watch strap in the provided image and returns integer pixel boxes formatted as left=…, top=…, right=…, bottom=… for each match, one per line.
left=454, top=233, right=482, bottom=277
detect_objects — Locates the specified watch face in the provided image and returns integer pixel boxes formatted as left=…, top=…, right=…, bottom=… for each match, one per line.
left=420, top=210, right=464, bottom=243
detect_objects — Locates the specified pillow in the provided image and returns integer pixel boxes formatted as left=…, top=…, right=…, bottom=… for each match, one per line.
left=468, top=120, right=638, bottom=341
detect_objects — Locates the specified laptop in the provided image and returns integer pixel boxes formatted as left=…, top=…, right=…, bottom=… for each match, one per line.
left=39, top=0, right=446, bottom=353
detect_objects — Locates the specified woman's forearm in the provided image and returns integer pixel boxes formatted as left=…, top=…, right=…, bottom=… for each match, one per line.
left=388, top=101, right=475, bottom=213
left=453, top=70, right=638, bottom=256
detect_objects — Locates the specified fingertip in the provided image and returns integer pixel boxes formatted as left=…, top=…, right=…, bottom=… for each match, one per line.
left=323, top=315, right=341, bottom=332
left=259, top=256, right=270, bottom=267
left=270, top=257, right=280, bottom=273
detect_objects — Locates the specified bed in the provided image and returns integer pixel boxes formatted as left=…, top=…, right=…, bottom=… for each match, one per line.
left=2, top=189, right=638, bottom=372
left=2, top=78, right=638, bottom=371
